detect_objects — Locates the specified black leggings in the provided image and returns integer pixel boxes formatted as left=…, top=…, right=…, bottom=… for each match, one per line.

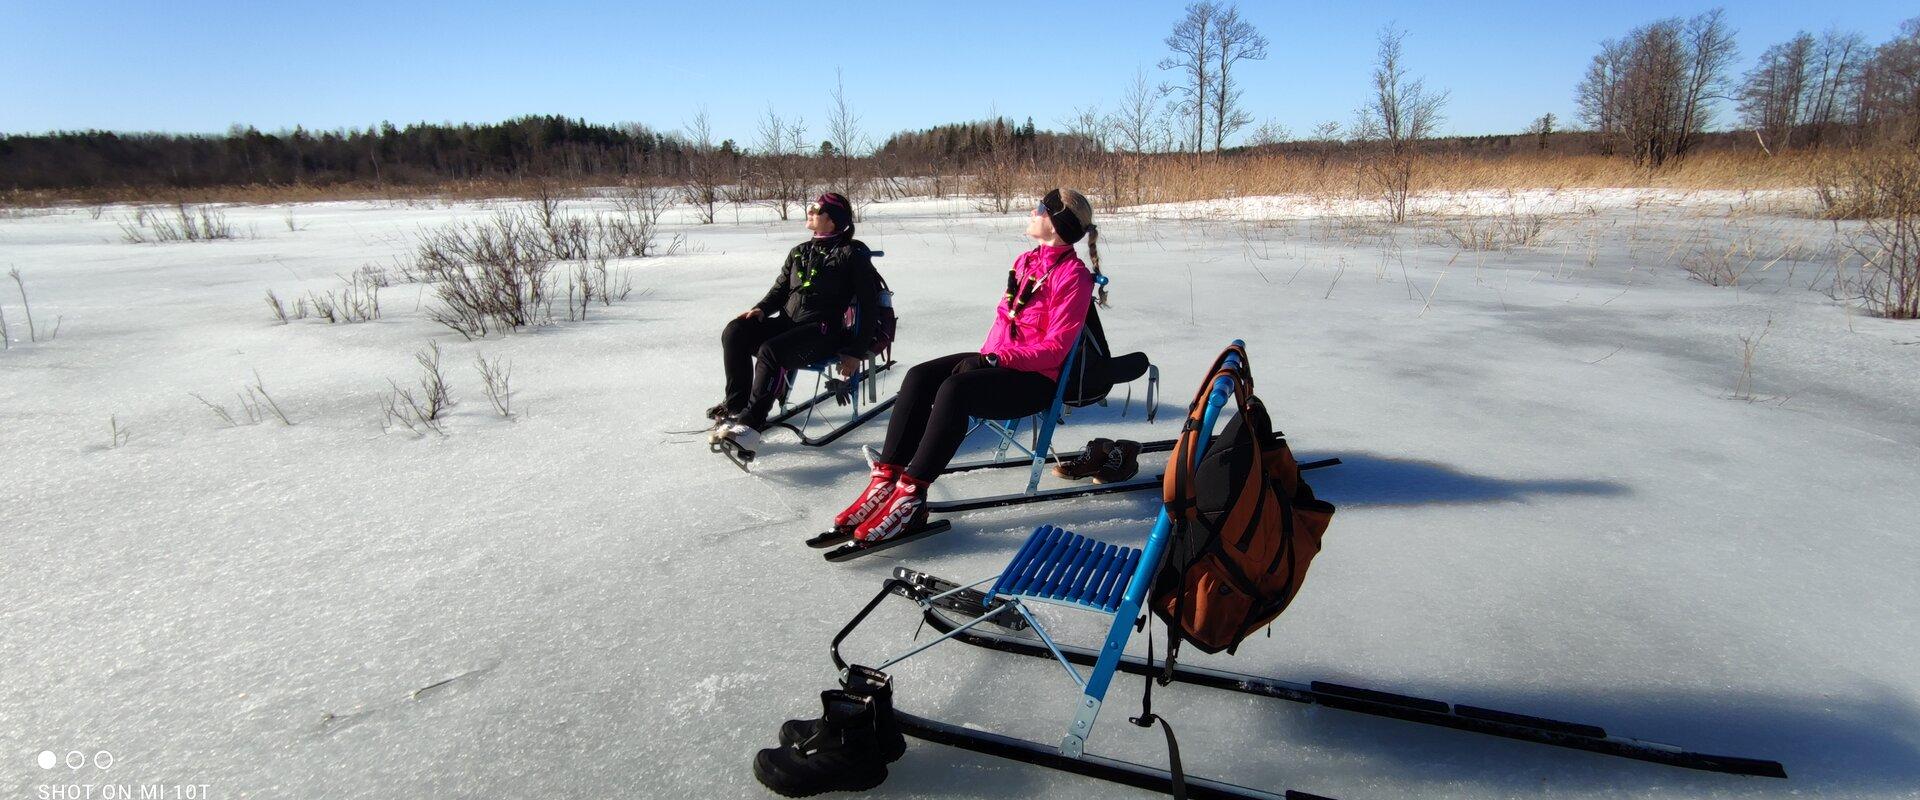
left=721, top=315, right=841, bottom=427
left=879, top=352, right=1058, bottom=481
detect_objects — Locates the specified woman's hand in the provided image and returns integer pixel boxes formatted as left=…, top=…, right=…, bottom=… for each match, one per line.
left=950, top=354, right=999, bottom=375
left=837, top=355, right=862, bottom=377
left=737, top=308, right=764, bottom=320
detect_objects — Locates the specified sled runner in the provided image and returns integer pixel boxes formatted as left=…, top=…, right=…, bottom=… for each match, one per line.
left=823, top=341, right=1785, bottom=798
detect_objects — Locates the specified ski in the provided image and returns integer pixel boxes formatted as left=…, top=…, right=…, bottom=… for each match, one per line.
left=806, top=528, right=854, bottom=549
left=896, top=708, right=1332, bottom=800
left=821, top=520, right=954, bottom=562
left=894, top=568, right=1786, bottom=779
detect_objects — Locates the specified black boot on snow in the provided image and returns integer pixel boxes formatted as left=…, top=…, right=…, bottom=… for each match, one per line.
left=705, top=402, right=733, bottom=422
left=778, top=665, right=905, bottom=762
left=753, top=690, right=890, bottom=797
left=1052, top=438, right=1116, bottom=480
left=1093, top=438, right=1143, bottom=484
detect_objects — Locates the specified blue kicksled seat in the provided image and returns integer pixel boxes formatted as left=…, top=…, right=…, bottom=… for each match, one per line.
left=991, top=524, right=1140, bottom=615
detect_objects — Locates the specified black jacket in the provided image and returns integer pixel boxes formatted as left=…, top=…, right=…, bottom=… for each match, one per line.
left=754, top=232, right=881, bottom=357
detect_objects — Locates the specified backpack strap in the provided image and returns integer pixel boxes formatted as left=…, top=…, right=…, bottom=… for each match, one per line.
left=1129, top=618, right=1188, bottom=800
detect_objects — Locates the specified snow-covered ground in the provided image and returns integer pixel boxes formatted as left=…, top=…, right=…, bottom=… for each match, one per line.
left=3, top=190, right=1916, bottom=799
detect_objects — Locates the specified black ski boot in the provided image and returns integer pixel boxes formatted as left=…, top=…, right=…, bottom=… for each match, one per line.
left=1052, top=438, right=1115, bottom=480
left=753, top=689, right=890, bottom=797
left=1093, top=439, right=1142, bottom=484
left=777, top=665, right=905, bottom=762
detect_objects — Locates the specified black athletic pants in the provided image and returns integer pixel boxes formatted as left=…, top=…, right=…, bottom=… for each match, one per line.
left=721, top=315, right=841, bottom=427
left=879, top=352, right=1058, bottom=482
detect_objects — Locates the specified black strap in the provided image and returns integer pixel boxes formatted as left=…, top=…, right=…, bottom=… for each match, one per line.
left=1130, top=618, right=1188, bottom=800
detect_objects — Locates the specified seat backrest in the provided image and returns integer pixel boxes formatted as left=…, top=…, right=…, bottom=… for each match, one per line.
left=1062, top=303, right=1122, bottom=407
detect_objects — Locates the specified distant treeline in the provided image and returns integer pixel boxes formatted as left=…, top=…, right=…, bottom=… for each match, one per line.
left=0, top=113, right=1756, bottom=197
left=0, top=116, right=698, bottom=191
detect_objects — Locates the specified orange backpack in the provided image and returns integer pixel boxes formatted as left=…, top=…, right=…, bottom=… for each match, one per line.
left=1151, top=344, right=1335, bottom=654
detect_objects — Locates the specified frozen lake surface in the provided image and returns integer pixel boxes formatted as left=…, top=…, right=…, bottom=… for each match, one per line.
left=2, top=190, right=1916, bottom=798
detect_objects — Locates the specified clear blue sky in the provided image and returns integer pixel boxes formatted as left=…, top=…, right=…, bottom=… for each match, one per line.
left=2, top=1, right=1912, bottom=144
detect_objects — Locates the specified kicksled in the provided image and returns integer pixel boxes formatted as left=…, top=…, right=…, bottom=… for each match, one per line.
left=760, top=341, right=1786, bottom=799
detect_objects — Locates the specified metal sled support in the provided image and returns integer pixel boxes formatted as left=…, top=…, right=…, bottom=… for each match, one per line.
left=765, top=358, right=896, bottom=447
left=894, top=567, right=1787, bottom=779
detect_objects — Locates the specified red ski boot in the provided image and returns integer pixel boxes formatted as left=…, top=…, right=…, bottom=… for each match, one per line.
left=853, top=474, right=932, bottom=545
left=806, top=464, right=901, bottom=548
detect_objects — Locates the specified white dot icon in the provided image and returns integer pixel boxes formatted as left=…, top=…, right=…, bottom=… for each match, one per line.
left=37, top=751, right=56, bottom=769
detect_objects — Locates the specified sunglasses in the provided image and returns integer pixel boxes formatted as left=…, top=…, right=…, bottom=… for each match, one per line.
left=806, top=203, right=823, bottom=215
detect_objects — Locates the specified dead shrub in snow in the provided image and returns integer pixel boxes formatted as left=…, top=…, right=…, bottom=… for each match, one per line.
left=192, top=370, right=293, bottom=427
left=564, top=257, right=634, bottom=322
left=384, top=341, right=453, bottom=435
left=1732, top=318, right=1775, bottom=402
left=1827, top=149, right=1920, bottom=319
left=108, top=415, right=131, bottom=448
left=267, top=269, right=383, bottom=325
left=1683, top=240, right=1751, bottom=286
left=265, top=289, right=296, bottom=324
left=411, top=194, right=662, bottom=338
left=475, top=354, right=514, bottom=419
left=413, top=214, right=556, bottom=338
left=118, top=203, right=236, bottom=243
left=7, top=267, right=59, bottom=343
left=1441, top=213, right=1548, bottom=250
left=1815, top=148, right=1918, bottom=222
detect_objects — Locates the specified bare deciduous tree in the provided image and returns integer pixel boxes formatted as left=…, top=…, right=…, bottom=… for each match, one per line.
left=1209, top=3, right=1268, bottom=152
left=1159, top=2, right=1219, bottom=153
left=1111, top=68, right=1167, bottom=154
left=1353, top=25, right=1448, bottom=223
left=681, top=108, right=720, bottom=224
left=755, top=108, right=812, bottom=221
left=1804, top=30, right=1869, bottom=144
left=1525, top=112, right=1557, bottom=150
left=1577, top=9, right=1736, bottom=167
left=826, top=69, right=866, bottom=204
left=1059, top=105, right=1110, bottom=154
left=1741, top=34, right=1814, bottom=151
left=1247, top=119, right=1291, bottom=146
left=1851, top=18, right=1919, bottom=146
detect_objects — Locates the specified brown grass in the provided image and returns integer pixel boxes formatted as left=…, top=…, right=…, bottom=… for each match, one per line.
left=3, top=150, right=1824, bottom=209
left=1040, top=150, right=1823, bottom=209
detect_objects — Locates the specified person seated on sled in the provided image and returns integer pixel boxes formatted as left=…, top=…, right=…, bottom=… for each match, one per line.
left=710, top=193, right=881, bottom=453
left=831, top=188, right=1103, bottom=545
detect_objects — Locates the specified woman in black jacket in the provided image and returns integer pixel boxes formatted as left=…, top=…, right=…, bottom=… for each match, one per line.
left=710, top=193, right=880, bottom=456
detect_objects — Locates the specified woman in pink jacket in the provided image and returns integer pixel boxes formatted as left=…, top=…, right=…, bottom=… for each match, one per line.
left=834, top=189, right=1102, bottom=545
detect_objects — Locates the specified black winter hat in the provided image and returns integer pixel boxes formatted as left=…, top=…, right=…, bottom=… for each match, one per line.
left=813, top=193, right=854, bottom=232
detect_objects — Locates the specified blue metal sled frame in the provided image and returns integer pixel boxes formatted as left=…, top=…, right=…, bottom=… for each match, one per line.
left=834, top=341, right=1249, bottom=756
left=827, top=340, right=1786, bottom=796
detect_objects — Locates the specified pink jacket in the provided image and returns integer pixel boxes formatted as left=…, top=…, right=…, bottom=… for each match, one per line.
left=980, top=243, right=1093, bottom=381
